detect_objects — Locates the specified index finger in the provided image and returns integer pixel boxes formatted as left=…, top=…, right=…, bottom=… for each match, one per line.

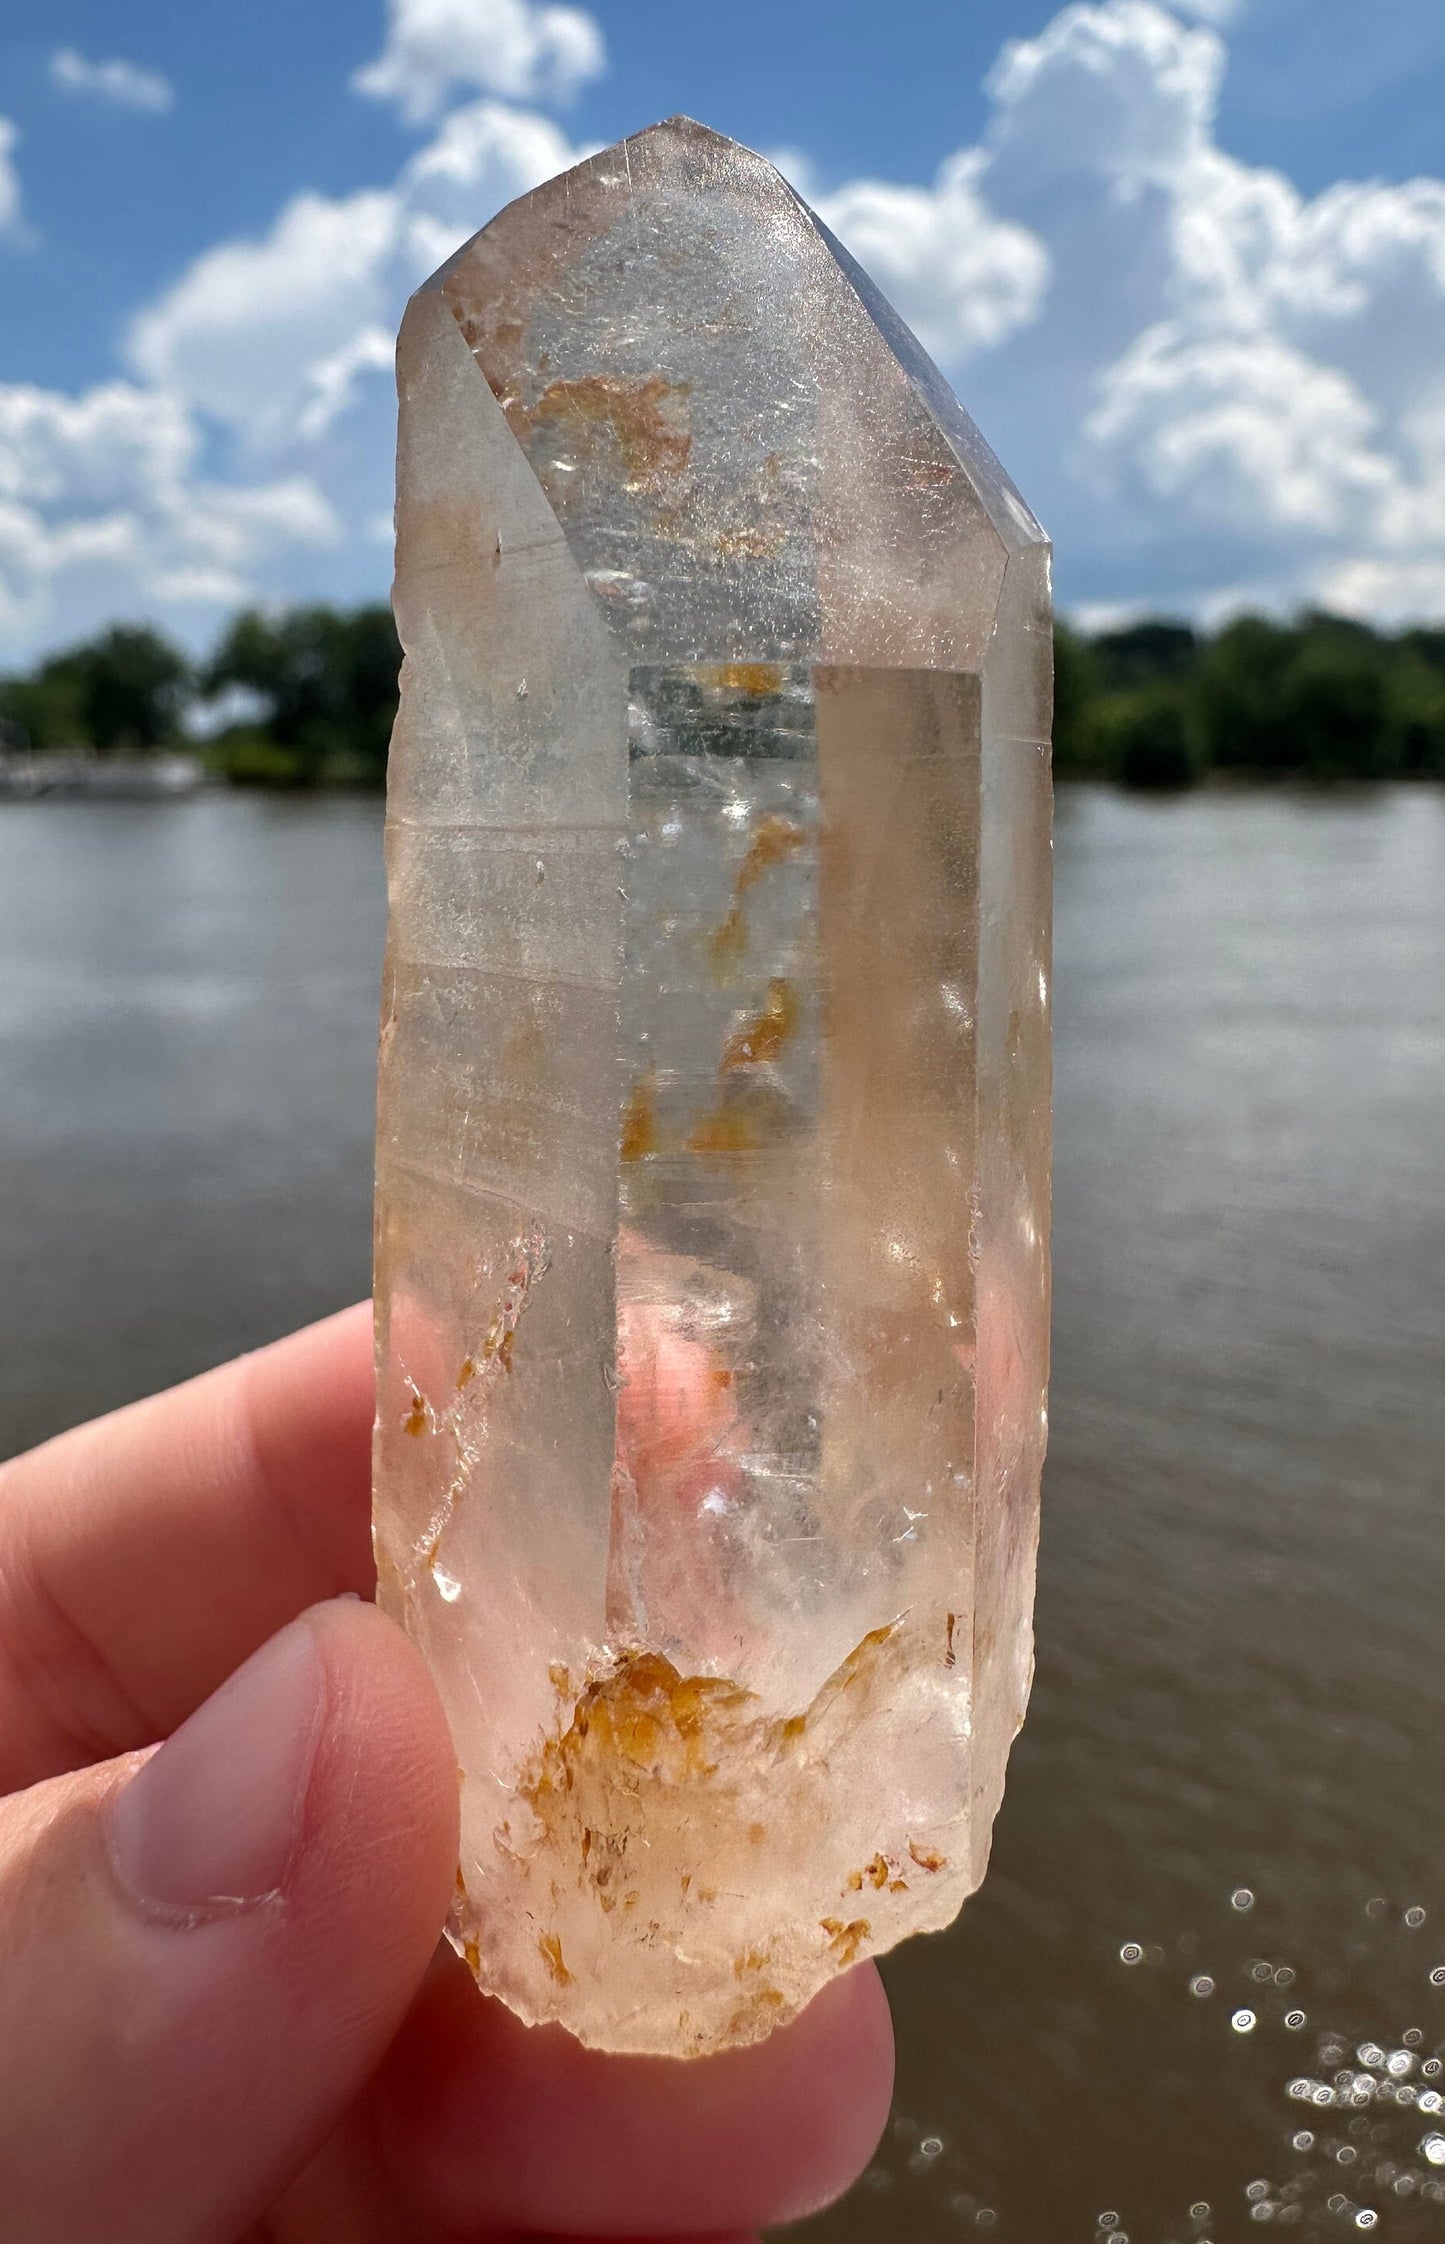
left=0, top=1303, right=375, bottom=1790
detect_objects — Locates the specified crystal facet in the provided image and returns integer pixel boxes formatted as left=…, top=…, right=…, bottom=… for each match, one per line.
left=373, top=118, right=1052, bottom=2058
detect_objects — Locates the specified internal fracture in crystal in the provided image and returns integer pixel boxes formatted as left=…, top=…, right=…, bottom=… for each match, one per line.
left=373, top=116, right=1053, bottom=2058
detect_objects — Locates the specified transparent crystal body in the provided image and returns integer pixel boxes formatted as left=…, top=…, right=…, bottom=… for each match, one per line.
left=374, top=117, right=1052, bottom=2057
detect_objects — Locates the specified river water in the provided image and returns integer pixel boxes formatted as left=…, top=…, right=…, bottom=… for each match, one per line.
left=1, top=785, right=1442, bottom=2240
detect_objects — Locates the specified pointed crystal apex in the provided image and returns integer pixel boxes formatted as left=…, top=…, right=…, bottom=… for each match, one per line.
left=376, top=120, right=1051, bottom=2055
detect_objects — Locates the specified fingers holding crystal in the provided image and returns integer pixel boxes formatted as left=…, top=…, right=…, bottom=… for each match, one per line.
left=0, top=1305, right=375, bottom=1791
left=368, top=1942, right=894, bottom=2238
left=0, top=1598, right=457, bottom=2244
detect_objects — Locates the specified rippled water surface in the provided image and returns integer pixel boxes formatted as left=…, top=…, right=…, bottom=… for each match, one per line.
left=1, top=785, right=1442, bottom=2240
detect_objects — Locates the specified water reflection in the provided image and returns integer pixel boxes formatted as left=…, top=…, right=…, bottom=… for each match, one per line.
left=807, top=784, right=1445, bottom=2241
left=852, top=1891, right=1445, bottom=2238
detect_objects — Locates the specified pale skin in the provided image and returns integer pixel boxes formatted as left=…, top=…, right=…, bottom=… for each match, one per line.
left=0, top=1303, right=894, bottom=2244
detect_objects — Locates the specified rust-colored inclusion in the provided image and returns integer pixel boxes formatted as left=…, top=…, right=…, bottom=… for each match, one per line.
left=619, top=1070, right=660, bottom=1162
left=537, top=1930, right=574, bottom=1985
left=735, top=812, right=807, bottom=896
left=819, top=1916, right=871, bottom=1967
left=507, top=1624, right=916, bottom=1975
left=526, top=1650, right=757, bottom=1796
left=720, top=977, right=799, bottom=1072
left=508, top=371, right=693, bottom=485
left=710, top=814, right=808, bottom=979
left=685, top=1100, right=766, bottom=1157
left=711, top=661, right=786, bottom=698
left=450, top=1606, right=958, bottom=2046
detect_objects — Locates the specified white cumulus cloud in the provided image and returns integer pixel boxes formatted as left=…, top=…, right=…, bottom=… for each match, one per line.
left=1313, top=555, right=1445, bottom=623
left=298, top=328, right=397, bottom=442
left=815, top=151, right=1049, bottom=366
left=0, top=383, right=196, bottom=508
left=397, top=97, right=585, bottom=267
left=1085, top=326, right=1393, bottom=534
left=926, top=0, right=1445, bottom=619
left=353, top=0, right=604, bottom=123
left=0, top=381, right=336, bottom=648
left=775, top=0, right=1445, bottom=620
left=1, top=97, right=583, bottom=655
left=50, top=47, right=174, bottom=115
left=127, top=102, right=581, bottom=449
left=987, top=0, right=1223, bottom=192
left=128, top=190, right=403, bottom=445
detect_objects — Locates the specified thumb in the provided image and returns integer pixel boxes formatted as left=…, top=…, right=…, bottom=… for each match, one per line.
left=0, top=1598, right=458, bottom=2244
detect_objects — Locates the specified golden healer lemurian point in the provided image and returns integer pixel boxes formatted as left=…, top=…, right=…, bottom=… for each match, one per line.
left=373, top=116, right=1052, bottom=2058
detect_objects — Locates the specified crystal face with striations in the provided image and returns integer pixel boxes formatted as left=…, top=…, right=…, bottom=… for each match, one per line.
left=373, top=117, right=1052, bottom=2058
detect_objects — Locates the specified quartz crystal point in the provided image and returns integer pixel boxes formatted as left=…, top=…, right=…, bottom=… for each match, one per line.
left=373, top=116, right=1052, bottom=2058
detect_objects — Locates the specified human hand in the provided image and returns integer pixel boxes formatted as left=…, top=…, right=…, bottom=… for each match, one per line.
left=0, top=1304, right=894, bottom=2243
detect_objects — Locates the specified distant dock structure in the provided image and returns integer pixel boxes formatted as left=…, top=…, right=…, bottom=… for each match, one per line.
left=0, top=746, right=206, bottom=800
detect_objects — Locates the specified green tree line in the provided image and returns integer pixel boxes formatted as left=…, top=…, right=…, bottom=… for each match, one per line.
left=3, top=604, right=1444, bottom=789
left=0, top=608, right=402, bottom=788
left=1056, top=612, right=1445, bottom=786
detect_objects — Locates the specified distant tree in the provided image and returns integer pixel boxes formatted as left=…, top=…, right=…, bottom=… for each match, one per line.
left=340, top=604, right=406, bottom=776
left=1275, top=631, right=1394, bottom=780
left=1052, top=621, right=1106, bottom=777
left=0, top=665, right=88, bottom=751
left=204, top=603, right=400, bottom=785
left=1194, top=615, right=1301, bottom=772
left=1385, top=645, right=1445, bottom=778
left=1092, top=684, right=1201, bottom=789
left=71, top=626, right=191, bottom=750
left=1091, top=619, right=1199, bottom=693
left=1400, top=626, right=1445, bottom=684
left=204, top=733, right=309, bottom=789
left=0, top=624, right=189, bottom=752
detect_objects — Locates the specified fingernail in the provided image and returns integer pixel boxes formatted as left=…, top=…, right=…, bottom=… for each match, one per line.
left=106, top=1615, right=325, bottom=1916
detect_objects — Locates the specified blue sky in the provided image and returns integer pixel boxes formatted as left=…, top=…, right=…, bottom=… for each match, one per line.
left=3, top=0, right=1445, bottom=661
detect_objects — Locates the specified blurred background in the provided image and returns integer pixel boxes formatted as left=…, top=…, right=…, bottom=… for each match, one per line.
left=2, top=2, right=1443, bottom=2236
